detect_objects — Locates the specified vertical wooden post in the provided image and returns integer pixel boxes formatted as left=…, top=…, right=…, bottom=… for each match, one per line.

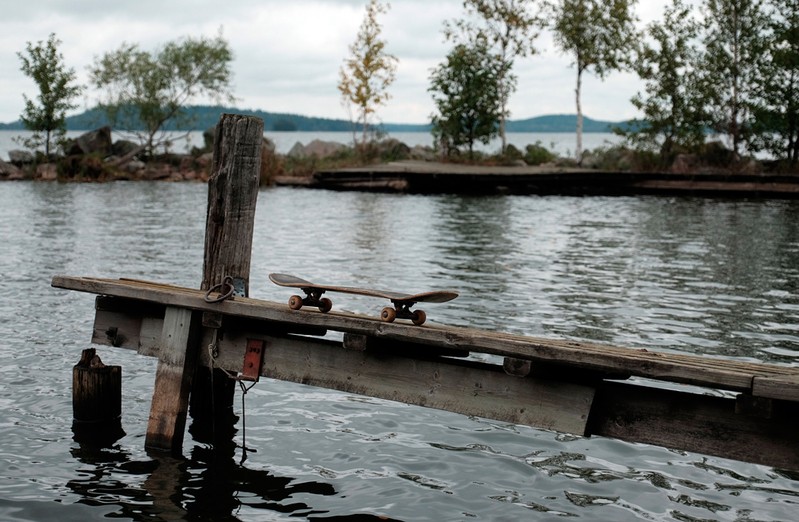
left=146, top=307, right=199, bottom=451
left=72, top=348, right=125, bottom=445
left=202, top=113, right=263, bottom=294
left=190, top=113, right=264, bottom=442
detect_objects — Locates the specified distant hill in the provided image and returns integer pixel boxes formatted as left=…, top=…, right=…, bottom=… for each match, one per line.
left=0, top=105, right=628, bottom=133
left=507, top=114, right=626, bottom=133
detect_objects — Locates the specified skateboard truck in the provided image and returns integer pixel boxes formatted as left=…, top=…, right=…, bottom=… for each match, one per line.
left=289, top=287, right=333, bottom=313
left=381, top=301, right=426, bottom=326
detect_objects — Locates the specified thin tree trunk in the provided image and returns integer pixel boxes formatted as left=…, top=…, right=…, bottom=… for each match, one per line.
left=576, top=67, right=584, bottom=164
left=499, top=100, right=507, bottom=154
left=361, top=105, right=369, bottom=148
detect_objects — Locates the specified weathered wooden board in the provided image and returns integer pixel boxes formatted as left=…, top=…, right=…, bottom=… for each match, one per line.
left=207, top=328, right=596, bottom=435
left=53, top=276, right=799, bottom=398
left=146, top=307, right=199, bottom=452
left=93, top=296, right=162, bottom=352
left=589, top=381, right=799, bottom=470
left=752, top=373, right=799, bottom=402
left=86, top=294, right=799, bottom=469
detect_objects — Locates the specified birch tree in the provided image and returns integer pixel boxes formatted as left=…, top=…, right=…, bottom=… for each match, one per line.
left=445, top=0, right=544, bottom=153
left=623, top=0, right=706, bottom=160
left=338, top=0, right=398, bottom=148
left=548, top=0, right=639, bottom=163
left=751, top=0, right=799, bottom=164
left=700, top=0, right=768, bottom=157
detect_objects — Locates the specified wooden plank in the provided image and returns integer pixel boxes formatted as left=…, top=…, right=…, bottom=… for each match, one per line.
left=57, top=275, right=796, bottom=394
left=93, top=296, right=162, bottom=351
left=146, top=307, right=199, bottom=452
left=206, top=328, right=596, bottom=435
left=588, top=381, right=799, bottom=470
left=92, top=298, right=326, bottom=358
left=752, top=374, right=799, bottom=402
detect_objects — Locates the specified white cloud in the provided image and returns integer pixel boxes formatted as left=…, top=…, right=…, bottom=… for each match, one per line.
left=1, top=0, right=686, bottom=125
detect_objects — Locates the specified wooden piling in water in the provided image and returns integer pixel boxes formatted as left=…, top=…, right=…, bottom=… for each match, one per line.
left=72, top=348, right=125, bottom=445
left=189, top=113, right=263, bottom=444
left=140, top=113, right=263, bottom=451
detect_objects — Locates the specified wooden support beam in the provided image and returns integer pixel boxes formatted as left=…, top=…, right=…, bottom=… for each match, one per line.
left=93, top=295, right=163, bottom=353
left=752, top=373, right=799, bottom=402
left=587, top=381, right=799, bottom=470
left=146, top=307, right=199, bottom=452
left=209, top=328, right=596, bottom=435
left=72, top=348, right=125, bottom=445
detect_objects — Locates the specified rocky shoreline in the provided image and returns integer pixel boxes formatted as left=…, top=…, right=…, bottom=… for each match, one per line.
left=0, top=126, right=431, bottom=183
left=2, top=127, right=798, bottom=199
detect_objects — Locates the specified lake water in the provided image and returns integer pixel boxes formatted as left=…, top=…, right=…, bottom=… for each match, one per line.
left=1, top=182, right=798, bottom=520
left=0, top=130, right=622, bottom=161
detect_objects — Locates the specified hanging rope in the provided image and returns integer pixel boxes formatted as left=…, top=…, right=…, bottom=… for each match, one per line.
left=206, top=328, right=257, bottom=463
left=238, top=379, right=256, bottom=464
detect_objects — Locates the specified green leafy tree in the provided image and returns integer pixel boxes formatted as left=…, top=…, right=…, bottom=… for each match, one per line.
left=429, top=40, right=505, bottom=159
left=17, top=33, right=83, bottom=157
left=338, top=0, right=398, bottom=149
left=445, top=0, right=544, bottom=152
left=751, top=0, right=799, bottom=164
left=90, top=31, right=234, bottom=159
left=622, top=0, right=706, bottom=161
left=548, top=0, right=639, bottom=162
left=699, top=0, right=768, bottom=157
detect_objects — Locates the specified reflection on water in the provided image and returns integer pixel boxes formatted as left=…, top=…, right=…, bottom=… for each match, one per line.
left=1, top=182, right=798, bottom=520
left=68, top=442, right=340, bottom=520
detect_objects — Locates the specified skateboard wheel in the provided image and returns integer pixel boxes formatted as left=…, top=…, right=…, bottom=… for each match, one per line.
left=318, top=297, right=333, bottom=313
left=411, top=309, right=427, bottom=326
left=288, top=295, right=303, bottom=310
left=380, top=307, right=397, bottom=323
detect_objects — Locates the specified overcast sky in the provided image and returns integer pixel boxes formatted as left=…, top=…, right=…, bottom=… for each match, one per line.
left=1, top=0, right=695, bottom=125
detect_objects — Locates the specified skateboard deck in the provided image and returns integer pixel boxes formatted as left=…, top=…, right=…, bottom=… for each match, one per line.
left=268, top=273, right=458, bottom=326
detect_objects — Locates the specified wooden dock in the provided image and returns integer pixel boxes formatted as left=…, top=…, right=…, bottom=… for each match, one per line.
left=52, top=275, right=799, bottom=470
left=52, top=114, right=799, bottom=472
left=302, top=160, right=799, bottom=197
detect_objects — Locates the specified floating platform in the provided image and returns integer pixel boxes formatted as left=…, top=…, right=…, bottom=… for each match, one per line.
left=280, top=160, right=799, bottom=197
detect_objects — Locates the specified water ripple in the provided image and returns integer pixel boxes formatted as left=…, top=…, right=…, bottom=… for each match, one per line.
left=0, top=183, right=798, bottom=520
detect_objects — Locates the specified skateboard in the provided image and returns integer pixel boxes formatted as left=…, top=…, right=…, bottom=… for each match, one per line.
left=268, top=273, right=458, bottom=326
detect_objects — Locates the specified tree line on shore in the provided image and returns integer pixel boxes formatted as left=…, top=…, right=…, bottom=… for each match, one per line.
left=10, top=0, right=799, bottom=173
left=344, top=0, right=799, bottom=169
